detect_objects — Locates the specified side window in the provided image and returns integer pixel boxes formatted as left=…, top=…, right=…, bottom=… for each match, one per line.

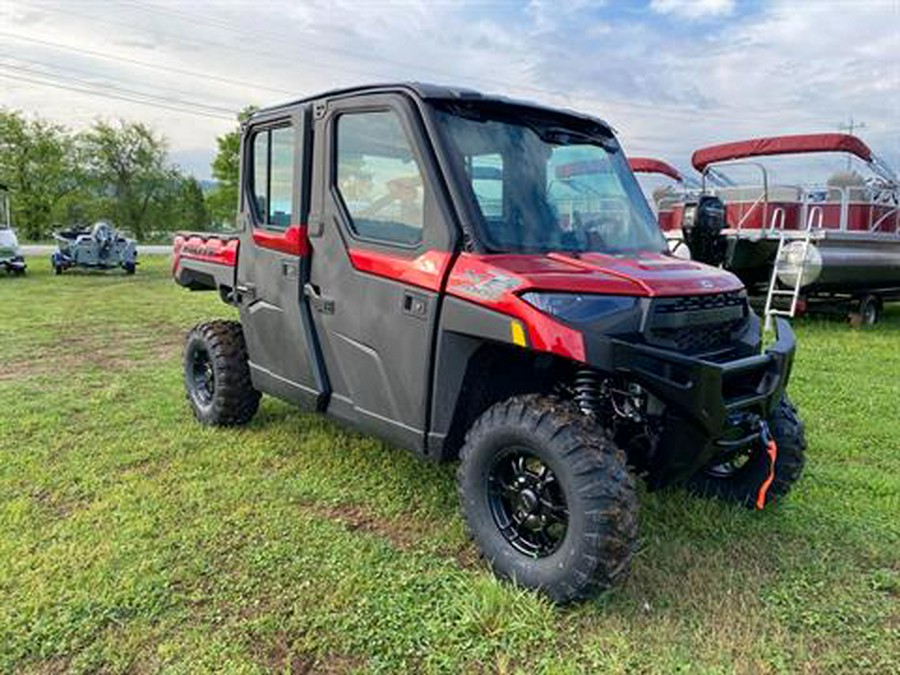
left=336, top=111, right=424, bottom=246
left=249, top=126, right=294, bottom=228
left=252, top=133, right=268, bottom=220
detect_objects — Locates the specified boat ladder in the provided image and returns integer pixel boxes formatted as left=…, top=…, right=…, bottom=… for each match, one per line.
left=763, top=207, right=820, bottom=331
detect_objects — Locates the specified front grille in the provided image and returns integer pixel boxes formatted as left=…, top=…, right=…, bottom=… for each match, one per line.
left=647, top=291, right=749, bottom=356
left=652, top=291, right=747, bottom=315
left=649, top=320, right=745, bottom=354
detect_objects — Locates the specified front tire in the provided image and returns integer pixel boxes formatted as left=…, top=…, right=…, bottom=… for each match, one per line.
left=457, top=395, right=637, bottom=604
left=686, top=394, right=806, bottom=508
left=183, top=320, right=260, bottom=426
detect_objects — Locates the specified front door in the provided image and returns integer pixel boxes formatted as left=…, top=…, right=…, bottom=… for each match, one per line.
left=307, top=94, right=456, bottom=452
left=237, top=112, right=324, bottom=409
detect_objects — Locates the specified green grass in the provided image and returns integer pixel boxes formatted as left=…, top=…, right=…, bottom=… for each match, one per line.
left=1, top=257, right=898, bottom=674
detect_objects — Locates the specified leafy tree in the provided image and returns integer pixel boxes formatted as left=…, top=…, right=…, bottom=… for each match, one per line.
left=173, top=176, right=210, bottom=231
left=208, top=106, right=256, bottom=227
left=0, top=109, right=82, bottom=240
left=80, top=120, right=175, bottom=240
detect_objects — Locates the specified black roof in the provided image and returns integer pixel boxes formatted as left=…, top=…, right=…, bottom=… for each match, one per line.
left=251, top=82, right=611, bottom=132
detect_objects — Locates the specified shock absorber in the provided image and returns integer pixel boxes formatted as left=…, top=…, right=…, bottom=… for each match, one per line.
left=573, top=368, right=604, bottom=417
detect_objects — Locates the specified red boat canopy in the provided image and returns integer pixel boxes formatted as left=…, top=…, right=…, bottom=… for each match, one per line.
left=555, top=160, right=608, bottom=179
left=691, top=133, right=873, bottom=172
left=628, top=157, right=682, bottom=181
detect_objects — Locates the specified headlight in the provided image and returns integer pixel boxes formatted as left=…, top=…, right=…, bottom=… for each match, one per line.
left=520, top=292, right=637, bottom=323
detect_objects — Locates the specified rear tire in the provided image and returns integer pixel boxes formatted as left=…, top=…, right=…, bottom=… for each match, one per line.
left=686, top=394, right=806, bottom=508
left=457, top=395, right=637, bottom=604
left=183, top=320, right=260, bottom=426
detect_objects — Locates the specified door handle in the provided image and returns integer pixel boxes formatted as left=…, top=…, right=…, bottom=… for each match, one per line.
left=402, top=291, right=428, bottom=319
left=304, top=283, right=335, bottom=314
left=235, top=282, right=256, bottom=302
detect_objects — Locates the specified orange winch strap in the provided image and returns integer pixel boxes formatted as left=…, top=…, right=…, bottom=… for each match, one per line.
left=755, top=439, right=778, bottom=510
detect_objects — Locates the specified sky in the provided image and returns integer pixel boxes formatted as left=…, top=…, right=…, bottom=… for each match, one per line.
left=1, top=0, right=898, bottom=182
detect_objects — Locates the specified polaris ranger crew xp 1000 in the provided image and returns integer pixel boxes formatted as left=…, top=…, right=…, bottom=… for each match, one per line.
left=173, top=84, right=805, bottom=603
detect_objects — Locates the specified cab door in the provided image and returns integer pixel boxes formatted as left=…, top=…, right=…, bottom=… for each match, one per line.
left=237, top=110, right=325, bottom=409
left=306, top=94, right=457, bottom=452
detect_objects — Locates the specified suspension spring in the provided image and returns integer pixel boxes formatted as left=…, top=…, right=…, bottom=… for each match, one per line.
left=573, top=368, right=604, bottom=417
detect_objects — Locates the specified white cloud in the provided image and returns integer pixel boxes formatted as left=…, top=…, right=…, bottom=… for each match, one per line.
left=649, top=0, right=736, bottom=20
left=0, top=0, right=896, bottom=180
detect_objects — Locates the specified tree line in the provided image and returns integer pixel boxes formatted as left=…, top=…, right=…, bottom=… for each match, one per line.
left=0, top=108, right=243, bottom=241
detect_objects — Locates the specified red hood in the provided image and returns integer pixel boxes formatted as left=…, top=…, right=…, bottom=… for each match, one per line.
left=449, top=251, right=743, bottom=298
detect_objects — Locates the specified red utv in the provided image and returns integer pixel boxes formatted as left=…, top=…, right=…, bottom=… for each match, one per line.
left=173, top=84, right=805, bottom=603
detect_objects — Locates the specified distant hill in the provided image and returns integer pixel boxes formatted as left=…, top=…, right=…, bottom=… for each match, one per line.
left=170, top=148, right=216, bottom=181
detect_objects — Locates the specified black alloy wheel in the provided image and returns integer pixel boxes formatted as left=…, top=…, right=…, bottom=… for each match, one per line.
left=183, top=320, right=260, bottom=426
left=487, top=449, right=569, bottom=558
left=188, top=344, right=216, bottom=407
left=458, top=395, right=637, bottom=603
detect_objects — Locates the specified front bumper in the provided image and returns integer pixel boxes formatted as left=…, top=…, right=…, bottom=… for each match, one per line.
left=601, top=318, right=796, bottom=485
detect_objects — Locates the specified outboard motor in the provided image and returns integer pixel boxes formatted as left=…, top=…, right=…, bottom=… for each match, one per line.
left=682, top=195, right=727, bottom=267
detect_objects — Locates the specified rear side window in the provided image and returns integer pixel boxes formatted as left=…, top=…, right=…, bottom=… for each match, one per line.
left=249, top=126, right=294, bottom=228
left=336, top=111, right=424, bottom=246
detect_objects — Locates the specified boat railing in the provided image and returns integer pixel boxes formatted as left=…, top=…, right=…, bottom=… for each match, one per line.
left=806, top=205, right=824, bottom=232
left=735, top=192, right=766, bottom=231
left=707, top=161, right=900, bottom=236
left=769, top=207, right=786, bottom=232
left=798, top=184, right=900, bottom=234
left=797, top=187, right=837, bottom=231
left=703, top=161, right=769, bottom=232
left=870, top=205, right=899, bottom=234
left=721, top=184, right=802, bottom=232
left=869, top=186, right=900, bottom=234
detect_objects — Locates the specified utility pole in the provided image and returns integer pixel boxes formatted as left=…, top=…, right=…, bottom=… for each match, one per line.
left=838, top=117, right=867, bottom=170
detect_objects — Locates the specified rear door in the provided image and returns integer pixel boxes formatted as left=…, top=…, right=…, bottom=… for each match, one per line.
left=237, top=109, right=325, bottom=409
left=307, top=93, right=457, bottom=452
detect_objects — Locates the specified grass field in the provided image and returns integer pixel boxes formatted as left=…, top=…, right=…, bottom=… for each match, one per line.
left=1, top=256, right=898, bottom=674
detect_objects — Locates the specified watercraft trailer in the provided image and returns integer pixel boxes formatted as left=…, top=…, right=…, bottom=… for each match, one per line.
left=682, top=133, right=899, bottom=326
left=0, top=184, right=26, bottom=275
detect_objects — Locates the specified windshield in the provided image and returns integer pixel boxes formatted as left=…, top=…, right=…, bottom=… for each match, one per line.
left=434, top=105, right=666, bottom=255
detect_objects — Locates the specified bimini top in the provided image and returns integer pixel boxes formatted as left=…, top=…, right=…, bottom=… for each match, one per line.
left=628, top=157, right=682, bottom=181
left=692, top=133, right=873, bottom=172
